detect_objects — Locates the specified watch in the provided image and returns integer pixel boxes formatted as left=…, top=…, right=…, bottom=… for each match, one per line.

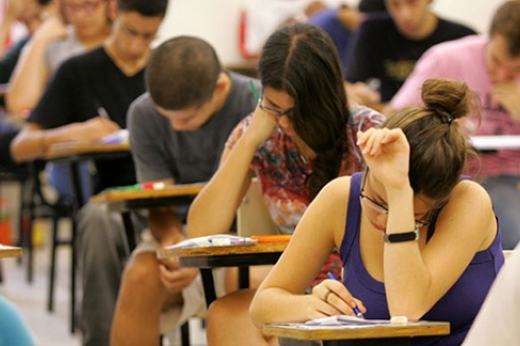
left=383, top=230, right=419, bottom=243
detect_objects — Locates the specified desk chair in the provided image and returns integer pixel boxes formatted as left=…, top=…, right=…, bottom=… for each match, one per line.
left=237, top=177, right=277, bottom=238
left=21, top=161, right=76, bottom=332
left=235, top=177, right=277, bottom=289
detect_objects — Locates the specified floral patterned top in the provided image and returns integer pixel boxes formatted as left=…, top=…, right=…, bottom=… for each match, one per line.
left=225, top=104, right=385, bottom=283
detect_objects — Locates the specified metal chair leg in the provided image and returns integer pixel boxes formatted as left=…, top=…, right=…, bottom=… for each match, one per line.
left=47, top=214, right=60, bottom=312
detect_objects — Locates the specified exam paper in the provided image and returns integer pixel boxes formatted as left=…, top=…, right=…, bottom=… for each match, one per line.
left=305, top=315, right=390, bottom=326
left=164, top=235, right=257, bottom=249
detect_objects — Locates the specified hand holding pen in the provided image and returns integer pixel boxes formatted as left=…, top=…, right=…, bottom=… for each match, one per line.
left=323, top=272, right=364, bottom=318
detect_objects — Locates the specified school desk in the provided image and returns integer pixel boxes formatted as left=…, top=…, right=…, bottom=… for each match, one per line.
left=157, top=242, right=287, bottom=307
left=90, top=183, right=205, bottom=252
left=263, top=320, right=450, bottom=346
left=0, top=245, right=22, bottom=258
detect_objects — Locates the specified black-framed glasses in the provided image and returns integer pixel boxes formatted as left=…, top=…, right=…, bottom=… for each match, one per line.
left=359, top=168, right=432, bottom=228
left=258, top=94, right=294, bottom=120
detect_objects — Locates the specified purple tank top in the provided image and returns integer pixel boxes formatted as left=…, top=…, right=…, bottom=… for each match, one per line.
left=339, top=172, right=504, bottom=345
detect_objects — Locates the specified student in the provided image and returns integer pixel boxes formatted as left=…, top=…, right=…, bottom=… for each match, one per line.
left=0, top=0, right=53, bottom=82
left=388, top=0, right=520, bottom=250
left=249, top=79, right=504, bottom=345
left=0, top=295, right=36, bottom=346
left=307, top=0, right=386, bottom=75
left=345, top=0, right=475, bottom=103
left=187, top=22, right=384, bottom=345
left=10, top=0, right=168, bottom=344
left=6, top=0, right=114, bottom=115
left=0, top=0, right=55, bottom=178
left=5, top=0, right=115, bottom=201
left=110, top=36, right=260, bottom=345
left=463, top=241, right=520, bottom=345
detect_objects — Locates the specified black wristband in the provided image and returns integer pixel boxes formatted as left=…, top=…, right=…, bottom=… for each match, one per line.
left=383, top=230, right=419, bottom=243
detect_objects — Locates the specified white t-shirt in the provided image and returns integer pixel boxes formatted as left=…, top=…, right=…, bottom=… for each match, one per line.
left=463, top=242, right=520, bottom=345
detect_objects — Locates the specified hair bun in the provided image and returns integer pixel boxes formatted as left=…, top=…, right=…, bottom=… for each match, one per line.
left=421, top=79, right=472, bottom=123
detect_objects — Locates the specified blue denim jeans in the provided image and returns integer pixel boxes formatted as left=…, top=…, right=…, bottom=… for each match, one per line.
left=47, top=161, right=93, bottom=205
left=481, top=175, right=520, bottom=250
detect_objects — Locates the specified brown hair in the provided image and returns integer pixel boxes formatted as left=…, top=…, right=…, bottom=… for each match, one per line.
left=489, top=0, right=520, bottom=57
left=383, top=79, right=479, bottom=202
left=258, top=22, right=349, bottom=200
left=146, top=36, right=221, bottom=110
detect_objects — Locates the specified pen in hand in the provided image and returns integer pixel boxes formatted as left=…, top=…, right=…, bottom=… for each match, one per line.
left=249, top=80, right=260, bottom=103
left=98, top=106, right=110, bottom=120
left=327, top=272, right=364, bottom=319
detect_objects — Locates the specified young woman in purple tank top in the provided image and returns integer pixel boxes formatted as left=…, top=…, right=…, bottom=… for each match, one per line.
left=250, top=78, right=505, bottom=345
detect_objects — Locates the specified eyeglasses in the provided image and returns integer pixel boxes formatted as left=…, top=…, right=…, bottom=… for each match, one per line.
left=63, top=0, right=103, bottom=14
left=258, top=94, right=294, bottom=120
left=359, top=168, right=432, bottom=228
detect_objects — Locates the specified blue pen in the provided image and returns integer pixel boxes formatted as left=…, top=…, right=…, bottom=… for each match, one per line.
left=327, top=272, right=364, bottom=319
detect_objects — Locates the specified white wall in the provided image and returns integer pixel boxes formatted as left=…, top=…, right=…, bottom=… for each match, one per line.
left=156, top=0, right=509, bottom=66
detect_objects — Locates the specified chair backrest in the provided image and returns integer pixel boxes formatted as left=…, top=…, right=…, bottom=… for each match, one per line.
left=237, top=177, right=277, bottom=237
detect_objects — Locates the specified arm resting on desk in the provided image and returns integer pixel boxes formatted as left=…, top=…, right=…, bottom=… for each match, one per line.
left=11, top=119, right=120, bottom=162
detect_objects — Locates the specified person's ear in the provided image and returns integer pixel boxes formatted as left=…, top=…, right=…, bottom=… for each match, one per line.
left=213, top=72, right=229, bottom=95
left=107, top=0, right=117, bottom=22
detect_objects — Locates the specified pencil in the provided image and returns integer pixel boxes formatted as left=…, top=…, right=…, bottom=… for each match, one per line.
left=249, top=80, right=260, bottom=103
left=98, top=107, right=110, bottom=120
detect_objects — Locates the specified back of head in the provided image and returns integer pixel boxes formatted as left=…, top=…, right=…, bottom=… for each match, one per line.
left=384, top=79, right=478, bottom=202
left=489, top=0, right=520, bottom=57
left=116, top=0, right=168, bottom=17
left=359, top=0, right=386, bottom=13
left=258, top=22, right=349, bottom=200
left=146, top=36, right=222, bottom=110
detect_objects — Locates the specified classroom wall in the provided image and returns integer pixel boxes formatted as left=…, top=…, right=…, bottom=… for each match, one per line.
left=156, top=0, right=508, bottom=66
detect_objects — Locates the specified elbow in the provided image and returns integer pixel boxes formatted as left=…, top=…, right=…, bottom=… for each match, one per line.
left=186, top=205, right=202, bottom=238
left=10, top=135, right=26, bottom=163
left=249, top=294, right=266, bottom=329
left=10, top=130, right=38, bottom=163
left=388, top=299, right=429, bottom=321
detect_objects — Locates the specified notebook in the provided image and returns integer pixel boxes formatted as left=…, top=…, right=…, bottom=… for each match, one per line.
left=237, top=178, right=277, bottom=237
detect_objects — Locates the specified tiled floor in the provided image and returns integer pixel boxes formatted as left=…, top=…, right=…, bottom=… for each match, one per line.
left=0, top=182, right=207, bottom=346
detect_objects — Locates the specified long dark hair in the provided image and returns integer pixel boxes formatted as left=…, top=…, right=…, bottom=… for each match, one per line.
left=258, top=22, right=350, bottom=200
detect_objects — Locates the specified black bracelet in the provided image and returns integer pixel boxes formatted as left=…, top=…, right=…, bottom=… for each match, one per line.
left=383, top=229, right=419, bottom=243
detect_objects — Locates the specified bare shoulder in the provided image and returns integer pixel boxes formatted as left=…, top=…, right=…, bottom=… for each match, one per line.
left=317, top=176, right=352, bottom=202
left=451, top=179, right=493, bottom=210
left=438, top=179, right=496, bottom=250
left=311, top=176, right=353, bottom=245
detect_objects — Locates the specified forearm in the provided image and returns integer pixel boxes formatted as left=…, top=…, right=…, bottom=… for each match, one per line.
left=187, top=134, right=259, bottom=238
left=250, top=288, right=312, bottom=327
left=11, top=124, right=79, bottom=162
left=6, top=39, right=49, bottom=114
left=0, top=19, right=14, bottom=58
left=384, top=186, right=431, bottom=319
